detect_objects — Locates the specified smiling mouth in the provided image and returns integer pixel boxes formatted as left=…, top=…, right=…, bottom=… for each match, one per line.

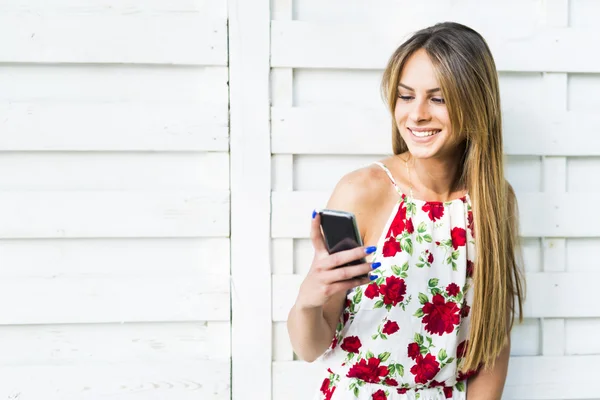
left=409, top=128, right=441, bottom=138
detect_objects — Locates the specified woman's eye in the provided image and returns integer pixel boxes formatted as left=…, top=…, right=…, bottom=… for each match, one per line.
left=398, top=95, right=413, bottom=101
left=432, top=97, right=445, bottom=104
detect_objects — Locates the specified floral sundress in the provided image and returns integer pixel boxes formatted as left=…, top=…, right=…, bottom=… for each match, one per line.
left=313, top=161, right=478, bottom=400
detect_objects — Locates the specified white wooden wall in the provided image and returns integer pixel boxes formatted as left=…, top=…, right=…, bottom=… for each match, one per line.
left=269, top=1, right=600, bottom=399
left=0, top=0, right=231, bottom=399
left=1, top=1, right=599, bottom=399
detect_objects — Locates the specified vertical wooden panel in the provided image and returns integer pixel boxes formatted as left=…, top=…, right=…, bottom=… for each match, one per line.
left=229, top=0, right=272, bottom=398
left=271, top=0, right=296, bottom=368
left=540, top=0, right=568, bottom=357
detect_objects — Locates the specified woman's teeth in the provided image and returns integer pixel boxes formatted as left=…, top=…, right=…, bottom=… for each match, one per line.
left=411, top=129, right=440, bottom=138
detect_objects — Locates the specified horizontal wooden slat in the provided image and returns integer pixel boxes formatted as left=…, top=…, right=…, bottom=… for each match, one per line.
left=273, top=356, right=600, bottom=400
left=272, top=21, right=600, bottom=72
left=0, top=65, right=228, bottom=104
left=0, top=0, right=226, bottom=16
left=0, top=103, right=228, bottom=151
left=0, top=191, right=229, bottom=238
left=0, top=361, right=229, bottom=400
left=0, top=15, right=227, bottom=65
left=272, top=273, right=600, bottom=322
left=272, top=107, right=600, bottom=156
left=0, top=237, right=229, bottom=277
left=0, top=274, right=229, bottom=324
left=0, top=152, right=229, bottom=189
left=272, top=191, right=600, bottom=238
left=0, top=322, right=230, bottom=364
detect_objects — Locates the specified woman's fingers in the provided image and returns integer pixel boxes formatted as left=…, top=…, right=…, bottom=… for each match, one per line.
left=309, top=211, right=328, bottom=255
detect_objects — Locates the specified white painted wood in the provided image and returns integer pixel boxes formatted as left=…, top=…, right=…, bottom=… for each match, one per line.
left=542, top=319, right=565, bottom=356
left=273, top=356, right=600, bottom=400
left=271, top=68, right=294, bottom=107
left=568, top=157, right=600, bottom=191
left=271, top=273, right=600, bottom=322
left=0, top=274, right=230, bottom=324
left=272, top=21, right=600, bottom=72
left=0, top=15, right=226, bottom=65
left=0, top=153, right=229, bottom=190
left=0, top=191, right=228, bottom=238
left=570, top=0, right=600, bottom=28
left=0, top=0, right=227, bottom=17
left=0, top=237, right=229, bottom=277
left=272, top=155, right=294, bottom=191
left=565, top=318, right=600, bottom=354
left=566, top=238, right=600, bottom=272
left=294, top=0, right=540, bottom=25
left=272, top=0, right=293, bottom=20
left=0, top=322, right=230, bottom=364
left=229, top=0, right=271, bottom=398
left=271, top=107, right=600, bottom=155
left=272, top=238, right=294, bottom=274
left=0, top=65, right=228, bottom=104
left=544, top=0, right=569, bottom=27
left=271, top=191, right=600, bottom=238
left=273, top=321, right=294, bottom=361
left=0, top=103, right=228, bottom=151
left=0, top=362, right=230, bottom=400
left=510, top=319, right=541, bottom=356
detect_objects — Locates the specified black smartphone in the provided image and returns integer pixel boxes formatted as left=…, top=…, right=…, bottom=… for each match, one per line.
left=318, top=209, right=368, bottom=277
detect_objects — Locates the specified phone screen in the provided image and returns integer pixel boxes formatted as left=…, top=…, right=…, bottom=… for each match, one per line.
left=320, top=211, right=365, bottom=266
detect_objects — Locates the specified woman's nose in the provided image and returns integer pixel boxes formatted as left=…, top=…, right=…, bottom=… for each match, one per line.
left=409, top=100, right=431, bottom=122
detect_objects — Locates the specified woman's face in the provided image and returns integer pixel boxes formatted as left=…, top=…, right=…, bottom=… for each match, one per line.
left=394, top=48, right=460, bottom=160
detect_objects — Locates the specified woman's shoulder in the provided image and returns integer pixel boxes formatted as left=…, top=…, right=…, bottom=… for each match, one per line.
left=326, top=157, right=398, bottom=215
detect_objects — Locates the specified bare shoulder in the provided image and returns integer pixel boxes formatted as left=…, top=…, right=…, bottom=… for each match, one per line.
left=325, top=159, right=397, bottom=236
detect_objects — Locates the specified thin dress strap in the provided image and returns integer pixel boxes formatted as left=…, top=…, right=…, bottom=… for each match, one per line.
left=373, top=162, right=401, bottom=193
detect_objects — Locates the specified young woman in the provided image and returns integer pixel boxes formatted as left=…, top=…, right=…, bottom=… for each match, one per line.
left=287, top=22, right=525, bottom=399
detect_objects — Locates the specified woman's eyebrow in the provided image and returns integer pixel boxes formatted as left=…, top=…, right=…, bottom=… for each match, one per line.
left=398, top=83, right=441, bottom=94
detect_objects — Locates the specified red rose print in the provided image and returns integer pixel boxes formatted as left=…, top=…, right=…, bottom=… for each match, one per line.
left=422, top=202, right=445, bottom=221
left=341, top=336, right=362, bottom=353
left=365, top=283, right=380, bottom=299
left=457, top=340, right=468, bottom=358
left=372, top=389, right=387, bottom=400
left=422, top=294, right=460, bottom=335
left=446, top=283, right=460, bottom=296
left=466, top=260, right=474, bottom=277
left=407, top=342, right=420, bottom=360
left=428, top=253, right=434, bottom=263
left=320, top=378, right=330, bottom=393
left=379, top=276, right=407, bottom=306
left=343, top=312, right=349, bottom=324
left=406, top=218, right=414, bottom=234
left=324, top=387, right=336, bottom=400
left=346, top=357, right=389, bottom=383
left=410, top=353, right=440, bottom=384
left=461, top=303, right=471, bottom=318
left=397, top=388, right=408, bottom=394
left=468, top=210, right=474, bottom=237
left=331, top=336, right=338, bottom=349
left=451, top=227, right=466, bottom=249
left=387, top=204, right=407, bottom=237
left=382, top=320, right=400, bottom=335
left=443, top=387, right=453, bottom=398
left=382, top=236, right=401, bottom=257
left=384, top=378, right=398, bottom=386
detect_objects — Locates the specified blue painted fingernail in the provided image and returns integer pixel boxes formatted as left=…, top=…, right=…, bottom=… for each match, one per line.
left=369, top=275, right=378, bottom=281
left=312, top=210, right=317, bottom=219
left=371, top=262, right=381, bottom=269
left=365, top=246, right=377, bottom=254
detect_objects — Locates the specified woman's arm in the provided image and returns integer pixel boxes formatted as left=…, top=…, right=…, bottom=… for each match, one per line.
left=466, top=336, right=510, bottom=400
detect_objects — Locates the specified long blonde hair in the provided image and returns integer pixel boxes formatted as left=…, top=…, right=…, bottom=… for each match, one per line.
left=381, top=22, right=525, bottom=372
